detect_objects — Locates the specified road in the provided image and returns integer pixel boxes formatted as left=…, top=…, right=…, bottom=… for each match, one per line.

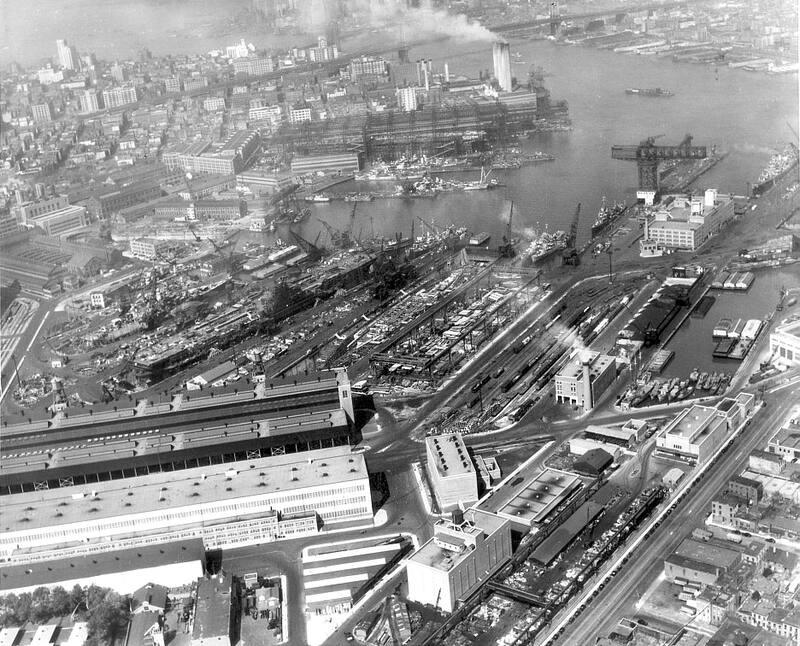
left=554, top=384, right=799, bottom=645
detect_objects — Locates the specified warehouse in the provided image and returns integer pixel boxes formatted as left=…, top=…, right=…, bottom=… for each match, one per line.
left=531, top=501, right=604, bottom=565
left=0, top=539, right=205, bottom=595
left=290, top=152, right=361, bottom=174
left=664, top=538, right=741, bottom=586
left=0, top=446, right=371, bottom=563
left=0, top=370, right=356, bottom=494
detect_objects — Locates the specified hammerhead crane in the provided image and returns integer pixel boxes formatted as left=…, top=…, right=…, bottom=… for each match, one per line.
left=317, top=218, right=350, bottom=249
left=612, top=134, right=707, bottom=192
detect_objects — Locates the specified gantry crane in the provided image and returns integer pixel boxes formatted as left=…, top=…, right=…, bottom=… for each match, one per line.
left=611, top=134, right=707, bottom=192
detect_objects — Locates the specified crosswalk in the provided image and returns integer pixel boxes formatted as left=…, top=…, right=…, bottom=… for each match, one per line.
left=302, top=538, right=406, bottom=610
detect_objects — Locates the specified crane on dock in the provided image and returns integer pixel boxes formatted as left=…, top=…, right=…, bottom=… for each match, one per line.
left=498, top=201, right=516, bottom=258
left=289, top=230, right=324, bottom=262
left=317, top=218, right=350, bottom=249
left=611, top=134, right=707, bottom=192
left=562, top=202, right=581, bottom=265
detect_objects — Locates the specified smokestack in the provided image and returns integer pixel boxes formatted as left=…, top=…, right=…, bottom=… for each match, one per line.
left=492, top=41, right=512, bottom=92
left=444, top=62, right=450, bottom=83
left=423, top=66, right=429, bottom=91
left=582, top=355, right=593, bottom=411
left=416, top=60, right=422, bottom=86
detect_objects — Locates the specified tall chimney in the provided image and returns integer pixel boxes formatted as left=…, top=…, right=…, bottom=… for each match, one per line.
left=444, top=62, right=450, bottom=83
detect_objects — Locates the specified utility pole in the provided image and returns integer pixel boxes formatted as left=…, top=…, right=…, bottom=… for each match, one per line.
left=606, top=246, right=614, bottom=283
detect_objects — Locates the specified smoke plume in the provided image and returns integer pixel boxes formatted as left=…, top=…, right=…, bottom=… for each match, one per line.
left=298, top=0, right=496, bottom=43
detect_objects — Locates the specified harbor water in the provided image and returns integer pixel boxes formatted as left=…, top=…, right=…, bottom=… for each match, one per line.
left=292, top=39, right=797, bottom=249
left=661, top=266, right=800, bottom=378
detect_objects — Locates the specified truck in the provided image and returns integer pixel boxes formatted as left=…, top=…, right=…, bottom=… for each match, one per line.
left=691, top=528, right=712, bottom=542
left=726, top=532, right=743, bottom=544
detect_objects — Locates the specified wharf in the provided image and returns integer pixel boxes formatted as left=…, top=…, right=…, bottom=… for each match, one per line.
left=302, top=174, right=355, bottom=196
left=661, top=151, right=728, bottom=193
left=643, top=349, right=674, bottom=374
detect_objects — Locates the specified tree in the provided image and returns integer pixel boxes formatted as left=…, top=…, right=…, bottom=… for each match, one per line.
left=31, top=586, right=52, bottom=623
left=14, top=592, right=33, bottom=624
left=70, top=584, right=84, bottom=611
left=763, top=567, right=774, bottom=578
left=751, top=590, right=761, bottom=602
left=50, top=586, right=73, bottom=617
left=85, top=590, right=130, bottom=646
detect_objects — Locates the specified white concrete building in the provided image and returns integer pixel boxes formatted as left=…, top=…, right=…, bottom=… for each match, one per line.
left=554, top=351, right=617, bottom=411
left=644, top=190, right=735, bottom=251
left=655, top=404, right=729, bottom=464
left=406, top=510, right=511, bottom=613
left=770, top=319, right=800, bottom=365
left=0, top=446, right=371, bottom=562
left=426, top=433, right=478, bottom=510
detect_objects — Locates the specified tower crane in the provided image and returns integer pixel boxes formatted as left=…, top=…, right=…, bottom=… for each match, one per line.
left=611, top=134, right=707, bottom=192
left=562, top=202, right=581, bottom=265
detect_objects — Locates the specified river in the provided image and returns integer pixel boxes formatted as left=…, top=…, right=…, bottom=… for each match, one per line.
left=293, top=38, right=798, bottom=246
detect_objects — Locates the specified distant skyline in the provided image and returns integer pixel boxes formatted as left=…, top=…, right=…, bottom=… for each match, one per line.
left=0, top=0, right=277, bottom=66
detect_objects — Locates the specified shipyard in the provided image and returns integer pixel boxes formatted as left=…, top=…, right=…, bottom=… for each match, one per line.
left=0, top=2, right=799, bottom=646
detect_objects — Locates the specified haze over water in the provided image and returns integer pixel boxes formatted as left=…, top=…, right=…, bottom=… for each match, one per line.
left=3, top=1, right=797, bottom=244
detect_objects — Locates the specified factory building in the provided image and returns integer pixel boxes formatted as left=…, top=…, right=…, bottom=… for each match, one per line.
left=236, top=170, right=295, bottom=195
left=492, top=41, right=512, bottom=92
left=0, top=539, right=205, bottom=595
left=290, top=153, right=361, bottom=174
left=476, top=464, right=591, bottom=534
left=655, top=404, right=730, bottom=464
left=26, top=204, right=88, bottom=238
left=0, top=446, right=371, bottom=563
left=644, top=190, right=735, bottom=251
left=0, top=370, right=356, bottom=495
left=130, top=237, right=170, bottom=260
left=554, top=351, right=617, bottom=411
left=406, top=510, right=512, bottom=613
left=425, top=433, right=479, bottom=510
left=770, top=319, right=800, bottom=365
left=664, top=538, right=741, bottom=586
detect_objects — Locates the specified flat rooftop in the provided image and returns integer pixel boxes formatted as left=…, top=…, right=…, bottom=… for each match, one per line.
left=664, top=405, right=720, bottom=442
left=426, top=434, right=475, bottom=478
left=0, top=446, right=366, bottom=535
left=773, top=318, right=800, bottom=338
left=477, top=466, right=582, bottom=527
left=673, top=537, right=741, bottom=569
left=0, top=539, right=204, bottom=591
left=769, top=421, right=800, bottom=450
left=556, top=352, right=615, bottom=381
left=409, top=509, right=507, bottom=572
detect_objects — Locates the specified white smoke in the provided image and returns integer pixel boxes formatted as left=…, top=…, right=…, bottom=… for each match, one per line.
left=297, top=0, right=496, bottom=43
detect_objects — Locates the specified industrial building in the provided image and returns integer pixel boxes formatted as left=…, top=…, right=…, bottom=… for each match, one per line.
left=0, top=370, right=356, bottom=495
left=0, top=445, right=370, bottom=563
left=290, top=153, right=361, bottom=174
left=153, top=199, right=247, bottom=222
left=406, top=510, right=512, bottom=613
left=770, top=318, right=800, bottom=365
left=476, top=464, right=593, bottom=534
left=25, top=204, right=87, bottom=238
left=644, top=190, right=735, bottom=251
left=554, top=351, right=617, bottom=411
left=425, top=433, right=479, bottom=510
left=584, top=419, right=648, bottom=446
left=0, top=539, right=205, bottom=595
left=655, top=404, right=730, bottom=464
left=664, top=538, right=741, bottom=586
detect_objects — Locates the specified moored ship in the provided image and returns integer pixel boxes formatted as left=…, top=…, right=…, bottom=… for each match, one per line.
left=752, top=143, right=799, bottom=197
left=591, top=197, right=628, bottom=238
left=625, top=87, right=674, bottom=97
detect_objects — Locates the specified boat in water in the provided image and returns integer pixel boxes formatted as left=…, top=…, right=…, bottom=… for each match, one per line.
left=463, top=167, right=499, bottom=191
left=522, top=227, right=568, bottom=264
left=752, top=143, right=799, bottom=197
left=591, top=197, right=628, bottom=238
left=625, top=87, right=674, bottom=97
left=304, top=193, right=331, bottom=203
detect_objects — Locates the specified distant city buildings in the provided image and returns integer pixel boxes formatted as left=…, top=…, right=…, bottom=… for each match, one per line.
left=102, top=84, right=139, bottom=109
left=31, top=102, right=53, bottom=123
left=56, top=38, right=78, bottom=70
left=78, top=89, right=101, bottom=114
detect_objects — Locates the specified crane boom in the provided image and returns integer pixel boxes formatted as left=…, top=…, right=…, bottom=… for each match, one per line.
left=611, top=133, right=707, bottom=191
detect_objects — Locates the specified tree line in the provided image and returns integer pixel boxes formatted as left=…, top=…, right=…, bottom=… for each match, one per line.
left=0, top=584, right=130, bottom=645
